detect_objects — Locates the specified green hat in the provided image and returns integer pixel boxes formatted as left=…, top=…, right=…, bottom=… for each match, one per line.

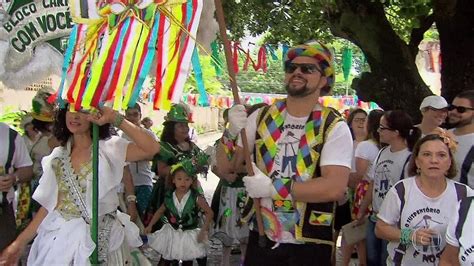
left=170, top=152, right=209, bottom=177
left=164, top=103, right=193, bottom=123
left=31, top=86, right=55, bottom=122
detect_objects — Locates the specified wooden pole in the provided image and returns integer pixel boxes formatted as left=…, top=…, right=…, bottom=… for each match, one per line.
left=214, top=0, right=266, bottom=245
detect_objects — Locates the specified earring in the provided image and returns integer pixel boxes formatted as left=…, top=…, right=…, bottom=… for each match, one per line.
left=416, top=168, right=421, bottom=175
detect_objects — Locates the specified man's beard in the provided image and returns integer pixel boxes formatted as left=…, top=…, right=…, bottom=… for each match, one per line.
left=285, top=83, right=316, bottom=98
left=448, top=116, right=472, bottom=128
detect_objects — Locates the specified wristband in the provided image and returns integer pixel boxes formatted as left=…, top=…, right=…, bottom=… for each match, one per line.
left=126, top=195, right=137, bottom=203
left=113, top=113, right=125, bottom=128
left=400, top=227, right=413, bottom=245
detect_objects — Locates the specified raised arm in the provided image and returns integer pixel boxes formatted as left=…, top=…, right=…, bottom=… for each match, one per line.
left=87, top=106, right=160, bottom=162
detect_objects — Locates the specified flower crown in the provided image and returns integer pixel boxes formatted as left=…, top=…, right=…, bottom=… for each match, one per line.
left=431, top=127, right=458, bottom=153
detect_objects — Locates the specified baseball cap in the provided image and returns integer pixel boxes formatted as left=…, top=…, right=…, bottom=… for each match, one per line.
left=419, top=95, right=448, bottom=111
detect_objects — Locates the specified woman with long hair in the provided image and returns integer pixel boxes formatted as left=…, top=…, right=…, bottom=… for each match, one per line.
left=0, top=105, right=160, bottom=265
left=340, top=109, right=384, bottom=266
left=335, top=108, right=367, bottom=264
left=358, top=110, right=421, bottom=266
left=145, top=103, right=208, bottom=266
left=376, top=131, right=471, bottom=265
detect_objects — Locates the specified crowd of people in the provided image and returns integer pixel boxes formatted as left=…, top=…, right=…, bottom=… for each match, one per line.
left=0, top=41, right=472, bottom=266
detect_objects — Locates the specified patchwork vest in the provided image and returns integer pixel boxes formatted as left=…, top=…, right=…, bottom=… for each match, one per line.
left=254, top=100, right=343, bottom=245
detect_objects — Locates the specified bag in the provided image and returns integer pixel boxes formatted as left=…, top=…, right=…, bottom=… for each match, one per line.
left=341, top=217, right=368, bottom=245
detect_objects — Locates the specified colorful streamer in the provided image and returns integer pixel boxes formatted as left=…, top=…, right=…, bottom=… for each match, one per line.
left=59, top=0, right=203, bottom=111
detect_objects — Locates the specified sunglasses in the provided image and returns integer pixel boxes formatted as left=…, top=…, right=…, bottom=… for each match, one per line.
left=448, top=105, right=474, bottom=113
left=284, top=62, right=322, bottom=74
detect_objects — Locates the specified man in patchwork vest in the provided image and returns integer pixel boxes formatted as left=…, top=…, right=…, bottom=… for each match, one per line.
left=217, top=42, right=353, bottom=265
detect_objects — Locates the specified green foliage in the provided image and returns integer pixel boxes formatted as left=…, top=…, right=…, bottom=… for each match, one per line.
left=0, top=107, right=25, bottom=133
left=229, top=50, right=286, bottom=94
left=184, top=55, right=228, bottom=96
left=223, top=0, right=434, bottom=47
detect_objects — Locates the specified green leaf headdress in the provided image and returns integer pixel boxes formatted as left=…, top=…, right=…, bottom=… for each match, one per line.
left=170, top=152, right=209, bottom=177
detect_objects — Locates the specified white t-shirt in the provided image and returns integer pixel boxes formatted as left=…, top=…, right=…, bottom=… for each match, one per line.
left=450, top=131, right=474, bottom=189
left=368, top=146, right=411, bottom=213
left=378, top=178, right=471, bottom=265
left=121, top=129, right=157, bottom=187
left=354, top=140, right=380, bottom=180
left=445, top=191, right=474, bottom=266
left=0, top=123, right=33, bottom=203
left=239, top=105, right=353, bottom=243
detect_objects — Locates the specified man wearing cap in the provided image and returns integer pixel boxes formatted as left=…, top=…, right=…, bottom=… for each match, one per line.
left=448, top=90, right=474, bottom=189
left=217, top=42, right=353, bottom=265
left=417, top=95, right=449, bottom=136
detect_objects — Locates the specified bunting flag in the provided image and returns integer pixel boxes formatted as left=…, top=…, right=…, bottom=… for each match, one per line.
left=342, top=47, right=353, bottom=82
left=178, top=93, right=381, bottom=111
left=57, top=0, right=204, bottom=111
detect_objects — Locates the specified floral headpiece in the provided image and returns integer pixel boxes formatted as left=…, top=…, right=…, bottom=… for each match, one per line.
left=431, top=127, right=458, bottom=153
left=170, top=152, right=209, bottom=177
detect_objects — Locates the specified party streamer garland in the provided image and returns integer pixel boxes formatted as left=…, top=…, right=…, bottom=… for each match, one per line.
left=56, top=0, right=203, bottom=111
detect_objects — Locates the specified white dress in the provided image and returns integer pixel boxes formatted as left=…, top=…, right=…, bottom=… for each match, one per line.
left=147, top=190, right=208, bottom=261
left=28, top=137, right=143, bottom=265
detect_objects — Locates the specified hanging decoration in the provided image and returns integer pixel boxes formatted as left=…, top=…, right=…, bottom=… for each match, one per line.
left=56, top=0, right=204, bottom=111
left=227, top=41, right=269, bottom=73
left=210, top=40, right=223, bottom=76
left=342, top=47, right=353, bottom=82
left=190, top=48, right=209, bottom=106
left=178, top=93, right=380, bottom=111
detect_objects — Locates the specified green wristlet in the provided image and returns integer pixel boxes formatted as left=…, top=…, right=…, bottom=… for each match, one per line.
left=400, top=228, right=413, bottom=245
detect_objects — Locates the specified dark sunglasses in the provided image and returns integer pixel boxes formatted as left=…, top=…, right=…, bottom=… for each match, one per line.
left=284, top=62, right=322, bottom=74
left=448, top=104, right=474, bottom=113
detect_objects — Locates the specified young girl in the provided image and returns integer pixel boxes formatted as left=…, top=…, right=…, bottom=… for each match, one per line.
left=145, top=159, right=213, bottom=266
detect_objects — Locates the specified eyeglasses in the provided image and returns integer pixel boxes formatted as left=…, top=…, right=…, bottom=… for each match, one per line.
left=353, top=118, right=366, bottom=123
left=284, top=62, right=322, bottom=74
left=448, top=104, right=474, bottom=113
left=379, top=125, right=394, bottom=131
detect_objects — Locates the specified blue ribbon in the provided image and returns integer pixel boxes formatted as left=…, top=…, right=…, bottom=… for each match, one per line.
left=191, top=48, right=209, bottom=106
left=57, top=25, right=78, bottom=108
left=129, top=13, right=161, bottom=107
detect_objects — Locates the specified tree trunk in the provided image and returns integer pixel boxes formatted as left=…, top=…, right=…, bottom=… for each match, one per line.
left=328, top=1, right=431, bottom=121
left=434, top=0, right=474, bottom=103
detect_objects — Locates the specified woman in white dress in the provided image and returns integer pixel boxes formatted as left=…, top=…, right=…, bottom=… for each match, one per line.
left=0, top=105, right=160, bottom=265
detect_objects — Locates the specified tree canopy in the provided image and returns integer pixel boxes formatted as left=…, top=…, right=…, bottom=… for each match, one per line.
left=222, top=0, right=474, bottom=120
